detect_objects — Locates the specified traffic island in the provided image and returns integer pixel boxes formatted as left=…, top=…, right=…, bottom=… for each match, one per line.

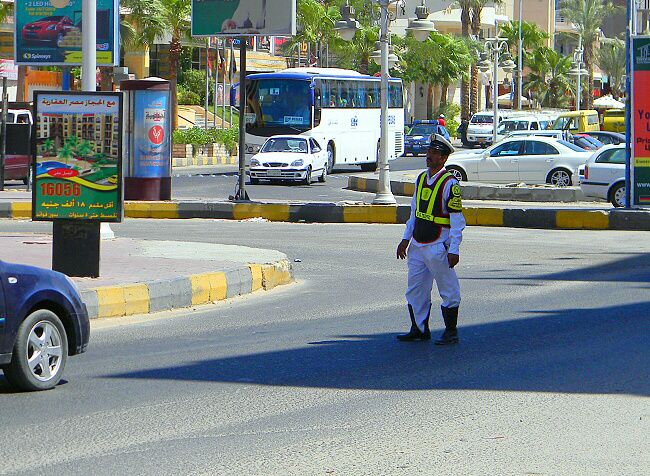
left=0, top=235, right=293, bottom=319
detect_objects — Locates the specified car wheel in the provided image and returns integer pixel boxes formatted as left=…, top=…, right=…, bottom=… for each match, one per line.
left=302, top=167, right=312, bottom=185
left=55, top=33, right=65, bottom=48
left=609, top=182, right=625, bottom=207
left=446, top=166, right=467, bottom=182
left=3, top=309, right=68, bottom=392
left=547, top=168, right=572, bottom=187
left=326, top=143, right=335, bottom=174
left=318, top=167, right=327, bottom=183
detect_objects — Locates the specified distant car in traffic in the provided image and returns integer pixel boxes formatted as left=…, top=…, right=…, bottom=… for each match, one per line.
left=573, top=134, right=604, bottom=150
left=445, top=137, right=591, bottom=186
left=578, top=144, right=626, bottom=207
left=404, top=120, right=449, bottom=156
left=249, top=135, right=328, bottom=185
left=0, top=261, right=89, bottom=391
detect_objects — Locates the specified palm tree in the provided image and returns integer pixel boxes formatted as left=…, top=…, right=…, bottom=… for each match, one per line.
left=525, top=47, right=573, bottom=108
left=333, top=23, right=379, bottom=74
left=469, top=0, right=491, bottom=116
left=429, top=34, right=473, bottom=110
left=560, top=0, right=619, bottom=110
left=598, top=38, right=625, bottom=98
left=123, top=0, right=190, bottom=129
left=499, top=20, right=549, bottom=108
left=289, top=0, right=341, bottom=67
left=458, top=0, right=472, bottom=121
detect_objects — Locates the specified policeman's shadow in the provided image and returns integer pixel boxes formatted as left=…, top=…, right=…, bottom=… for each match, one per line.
left=105, top=300, right=649, bottom=397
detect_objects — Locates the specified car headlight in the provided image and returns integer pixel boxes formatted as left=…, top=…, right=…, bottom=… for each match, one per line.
left=291, top=159, right=304, bottom=167
left=250, top=158, right=260, bottom=166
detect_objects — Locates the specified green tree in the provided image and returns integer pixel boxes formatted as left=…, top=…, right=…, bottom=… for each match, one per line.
left=122, top=0, right=190, bottom=129
left=524, top=47, right=573, bottom=108
left=457, top=0, right=472, bottom=121
left=560, top=0, right=620, bottom=109
left=499, top=20, right=549, bottom=108
left=289, top=0, right=341, bottom=66
left=597, top=39, right=625, bottom=98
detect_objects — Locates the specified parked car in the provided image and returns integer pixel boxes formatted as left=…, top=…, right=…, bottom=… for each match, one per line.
left=582, top=131, right=625, bottom=145
left=602, top=108, right=625, bottom=133
left=506, top=130, right=573, bottom=141
left=249, top=136, right=328, bottom=184
left=578, top=144, right=626, bottom=207
left=445, top=137, right=591, bottom=186
left=573, top=134, right=604, bottom=151
left=495, top=116, right=545, bottom=143
left=7, top=109, right=33, bottom=125
left=0, top=261, right=89, bottom=391
left=552, top=110, right=600, bottom=133
left=404, top=120, right=449, bottom=156
left=21, top=15, right=74, bottom=47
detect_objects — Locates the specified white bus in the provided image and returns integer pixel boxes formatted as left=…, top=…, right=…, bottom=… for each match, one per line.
left=234, top=67, right=404, bottom=172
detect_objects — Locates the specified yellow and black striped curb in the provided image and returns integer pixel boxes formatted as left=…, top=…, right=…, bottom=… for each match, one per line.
left=79, top=260, right=293, bottom=319
left=2, top=201, right=650, bottom=230
left=172, top=155, right=237, bottom=167
left=347, top=175, right=590, bottom=202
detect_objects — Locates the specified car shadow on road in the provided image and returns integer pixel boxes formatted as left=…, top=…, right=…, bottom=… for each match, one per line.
left=104, top=301, right=649, bottom=397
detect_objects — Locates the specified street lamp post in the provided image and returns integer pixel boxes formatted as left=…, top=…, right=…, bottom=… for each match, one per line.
left=336, top=0, right=435, bottom=205
left=478, top=39, right=515, bottom=143
left=568, top=36, right=586, bottom=111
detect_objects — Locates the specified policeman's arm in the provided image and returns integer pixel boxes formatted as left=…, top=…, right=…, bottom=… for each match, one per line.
left=446, top=180, right=466, bottom=257
left=397, top=185, right=417, bottom=259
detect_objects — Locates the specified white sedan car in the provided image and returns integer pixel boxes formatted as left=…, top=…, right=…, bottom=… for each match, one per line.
left=249, top=136, right=328, bottom=185
left=578, top=144, right=626, bottom=207
left=445, top=137, right=591, bottom=186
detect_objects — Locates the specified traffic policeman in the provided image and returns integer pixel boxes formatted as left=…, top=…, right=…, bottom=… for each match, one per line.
left=396, top=134, right=465, bottom=344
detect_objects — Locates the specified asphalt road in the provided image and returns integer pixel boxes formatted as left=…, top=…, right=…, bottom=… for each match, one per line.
left=0, top=219, right=648, bottom=475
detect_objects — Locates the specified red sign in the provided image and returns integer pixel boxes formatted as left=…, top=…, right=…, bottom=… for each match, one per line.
left=148, top=125, right=165, bottom=145
left=47, top=168, right=79, bottom=178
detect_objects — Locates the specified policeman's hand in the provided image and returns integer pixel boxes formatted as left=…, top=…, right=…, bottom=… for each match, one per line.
left=447, top=253, right=460, bottom=268
left=397, top=239, right=410, bottom=259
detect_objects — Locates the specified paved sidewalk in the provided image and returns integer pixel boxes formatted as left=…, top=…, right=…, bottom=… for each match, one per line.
left=0, top=234, right=293, bottom=319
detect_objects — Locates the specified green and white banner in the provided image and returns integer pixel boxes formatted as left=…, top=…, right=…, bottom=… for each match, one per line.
left=191, top=0, right=296, bottom=37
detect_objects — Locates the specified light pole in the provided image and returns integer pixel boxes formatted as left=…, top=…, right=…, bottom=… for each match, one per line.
left=517, top=0, right=523, bottom=110
left=478, top=39, right=515, bottom=143
left=336, top=0, right=435, bottom=205
left=568, top=36, right=586, bottom=111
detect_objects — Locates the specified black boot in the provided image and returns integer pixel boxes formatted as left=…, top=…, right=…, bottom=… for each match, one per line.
left=435, top=306, right=459, bottom=345
left=397, top=305, right=431, bottom=341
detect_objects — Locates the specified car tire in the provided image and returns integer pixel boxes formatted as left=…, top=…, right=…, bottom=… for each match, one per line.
left=3, top=309, right=68, bottom=392
left=302, top=167, right=312, bottom=185
left=326, top=143, right=335, bottom=174
left=55, top=33, right=65, bottom=48
left=446, top=166, right=467, bottom=182
left=547, top=168, right=572, bottom=187
left=318, top=167, right=327, bottom=183
left=609, top=182, right=625, bottom=208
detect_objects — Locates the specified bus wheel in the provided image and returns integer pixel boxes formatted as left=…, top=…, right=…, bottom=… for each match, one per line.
left=326, top=143, right=335, bottom=174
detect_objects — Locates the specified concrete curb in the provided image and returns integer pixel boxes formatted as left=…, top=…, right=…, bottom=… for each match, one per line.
left=3, top=200, right=650, bottom=230
left=172, top=155, right=237, bottom=167
left=347, top=175, right=594, bottom=202
left=79, top=260, right=293, bottom=319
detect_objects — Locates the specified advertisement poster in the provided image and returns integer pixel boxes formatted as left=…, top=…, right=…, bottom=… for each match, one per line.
left=192, top=0, right=296, bottom=37
left=632, top=36, right=650, bottom=206
left=15, top=0, right=118, bottom=65
left=32, top=91, right=122, bottom=222
left=132, top=90, right=170, bottom=178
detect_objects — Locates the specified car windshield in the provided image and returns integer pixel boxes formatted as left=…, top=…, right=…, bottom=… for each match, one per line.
left=558, top=140, right=587, bottom=152
left=261, top=138, right=308, bottom=154
left=498, top=120, right=528, bottom=134
left=471, top=115, right=493, bottom=124
left=409, top=124, right=438, bottom=136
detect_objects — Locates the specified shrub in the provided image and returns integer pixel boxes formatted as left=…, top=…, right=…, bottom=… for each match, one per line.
left=173, top=127, right=239, bottom=155
left=177, top=85, right=201, bottom=106
left=438, top=103, right=461, bottom=138
left=178, top=69, right=214, bottom=104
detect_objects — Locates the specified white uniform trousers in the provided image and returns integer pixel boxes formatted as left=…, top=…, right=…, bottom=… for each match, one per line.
left=406, top=242, right=461, bottom=331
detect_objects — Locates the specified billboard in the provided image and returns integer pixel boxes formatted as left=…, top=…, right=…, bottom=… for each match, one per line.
left=132, top=90, right=171, bottom=178
left=192, top=0, right=296, bottom=37
left=14, top=0, right=119, bottom=66
left=632, top=36, right=650, bottom=206
left=32, top=91, right=123, bottom=222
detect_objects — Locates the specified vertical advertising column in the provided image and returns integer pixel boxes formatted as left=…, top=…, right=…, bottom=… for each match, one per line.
left=122, top=79, right=172, bottom=201
left=632, top=36, right=650, bottom=206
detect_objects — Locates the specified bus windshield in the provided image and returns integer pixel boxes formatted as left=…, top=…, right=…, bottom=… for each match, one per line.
left=246, top=79, right=311, bottom=131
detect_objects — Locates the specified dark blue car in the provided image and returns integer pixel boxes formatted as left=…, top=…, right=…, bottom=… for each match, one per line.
left=0, top=261, right=89, bottom=391
left=404, top=120, right=450, bottom=156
